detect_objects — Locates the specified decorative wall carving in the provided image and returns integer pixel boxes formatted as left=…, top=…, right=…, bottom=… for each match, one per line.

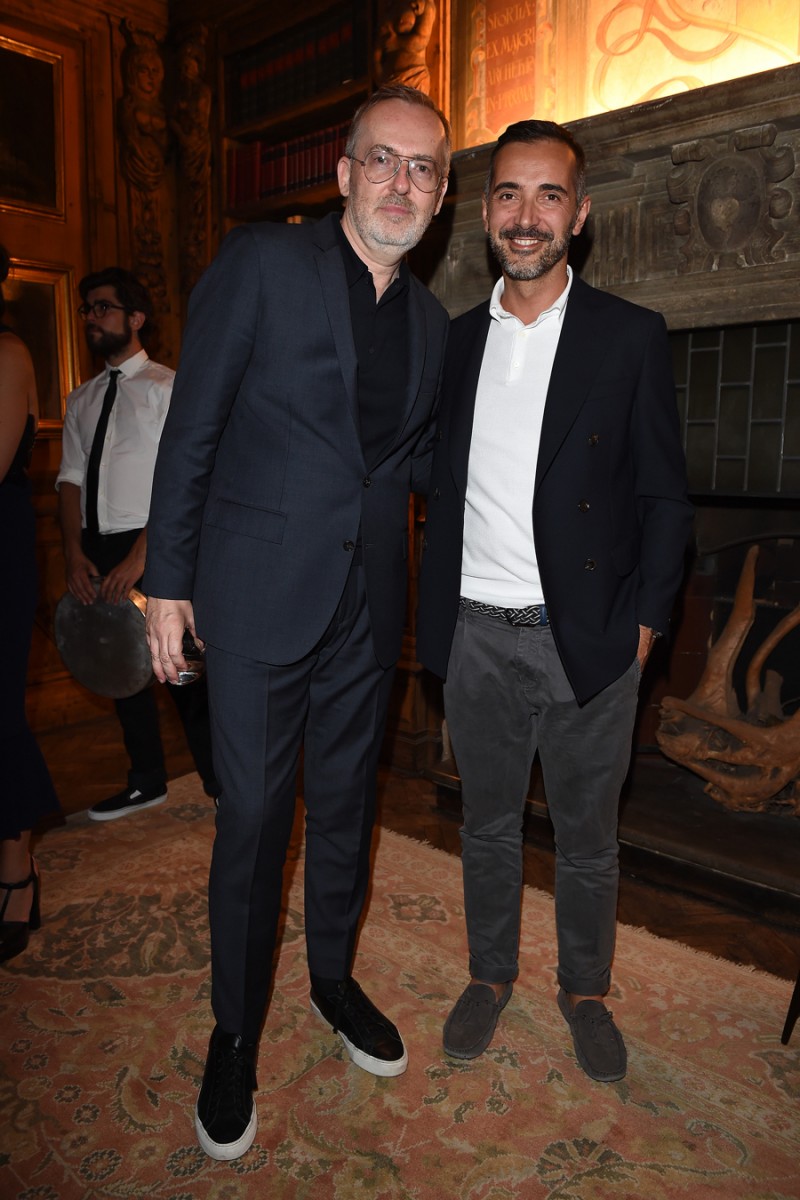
left=667, top=125, right=796, bottom=273
left=118, top=20, right=168, bottom=309
left=170, top=26, right=212, bottom=298
left=375, top=0, right=437, bottom=93
left=430, top=64, right=800, bottom=329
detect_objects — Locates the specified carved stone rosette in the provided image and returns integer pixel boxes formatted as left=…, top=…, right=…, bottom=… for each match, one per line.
left=667, top=125, right=795, bottom=273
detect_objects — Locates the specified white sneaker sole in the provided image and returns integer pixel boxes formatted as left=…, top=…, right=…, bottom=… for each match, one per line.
left=310, top=997, right=408, bottom=1077
left=88, top=793, right=167, bottom=822
left=195, top=1102, right=257, bottom=1161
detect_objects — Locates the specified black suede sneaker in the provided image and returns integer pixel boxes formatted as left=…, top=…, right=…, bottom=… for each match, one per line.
left=195, top=1026, right=258, bottom=1160
left=88, top=784, right=167, bottom=822
left=310, top=978, right=408, bottom=1077
left=557, top=988, right=627, bottom=1082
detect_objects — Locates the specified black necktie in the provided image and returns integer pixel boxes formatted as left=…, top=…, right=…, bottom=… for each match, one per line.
left=85, top=369, right=120, bottom=534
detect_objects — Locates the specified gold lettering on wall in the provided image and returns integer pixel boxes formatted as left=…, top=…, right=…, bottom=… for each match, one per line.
left=461, top=0, right=559, bottom=146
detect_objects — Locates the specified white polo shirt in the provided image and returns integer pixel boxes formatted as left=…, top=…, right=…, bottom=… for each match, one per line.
left=56, top=349, right=174, bottom=533
left=460, top=268, right=572, bottom=606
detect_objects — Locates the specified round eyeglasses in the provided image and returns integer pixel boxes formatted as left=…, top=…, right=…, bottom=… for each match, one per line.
left=350, top=149, right=442, bottom=193
left=78, top=301, right=130, bottom=320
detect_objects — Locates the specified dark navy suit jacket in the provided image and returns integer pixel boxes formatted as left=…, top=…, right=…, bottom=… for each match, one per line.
left=416, top=274, right=693, bottom=703
left=144, top=212, right=448, bottom=669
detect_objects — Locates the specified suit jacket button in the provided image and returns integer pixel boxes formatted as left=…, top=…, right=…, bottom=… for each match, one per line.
left=362, top=476, right=372, bottom=488
left=584, top=558, right=596, bottom=570
left=343, top=540, right=355, bottom=552
left=436, top=429, right=443, bottom=441
left=433, top=488, right=440, bottom=499
left=588, top=433, right=600, bottom=445
left=578, top=499, right=590, bottom=512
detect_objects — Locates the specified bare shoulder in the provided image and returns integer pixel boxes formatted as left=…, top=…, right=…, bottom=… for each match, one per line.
left=0, top=328, right=35, bottom=389
left=0, top=327, right=34, bottom=365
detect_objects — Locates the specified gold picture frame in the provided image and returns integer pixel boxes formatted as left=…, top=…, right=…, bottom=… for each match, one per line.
left=0, top=34, right=64, bottom=217
left=4, top=260, right=78, bottom=429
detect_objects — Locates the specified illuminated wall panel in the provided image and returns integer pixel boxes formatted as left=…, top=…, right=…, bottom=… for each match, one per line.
left=456, top=0, right=800, bottom=145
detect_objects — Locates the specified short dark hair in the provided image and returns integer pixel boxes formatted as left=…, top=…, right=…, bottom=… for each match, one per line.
left=485, top=119, right=587, bottom=206
left=79, top=267, right=155, bottom=345
left=345, top=83, right=452, bottom=178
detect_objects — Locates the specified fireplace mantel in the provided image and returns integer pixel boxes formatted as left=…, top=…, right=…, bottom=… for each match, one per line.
left=423, top=63, right=800, bottom=332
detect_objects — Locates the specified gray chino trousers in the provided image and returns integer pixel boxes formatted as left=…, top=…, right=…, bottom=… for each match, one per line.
left=443, top=606, right=640, bottom=997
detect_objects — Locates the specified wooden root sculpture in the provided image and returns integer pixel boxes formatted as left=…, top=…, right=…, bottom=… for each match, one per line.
left=657, top=545, right=800, bottom=815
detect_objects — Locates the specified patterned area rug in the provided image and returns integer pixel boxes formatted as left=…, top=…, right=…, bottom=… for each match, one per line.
left=2, top=774, right=798, bottom=1199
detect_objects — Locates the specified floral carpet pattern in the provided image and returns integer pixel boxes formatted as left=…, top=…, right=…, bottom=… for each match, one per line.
left=1, top=775, right=798, bottom=1199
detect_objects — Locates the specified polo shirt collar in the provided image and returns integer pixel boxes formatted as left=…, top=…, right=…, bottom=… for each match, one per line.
left=490, top=264, right=573, bottom=326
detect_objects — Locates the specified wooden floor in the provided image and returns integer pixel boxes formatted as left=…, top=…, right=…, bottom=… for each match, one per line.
left=35, top=687, right=800, bottom=989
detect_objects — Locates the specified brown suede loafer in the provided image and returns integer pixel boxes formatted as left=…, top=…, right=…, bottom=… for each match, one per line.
left=557, top=988, right=627, bottom=1082
left=443, top=981, right=513, bottom=1059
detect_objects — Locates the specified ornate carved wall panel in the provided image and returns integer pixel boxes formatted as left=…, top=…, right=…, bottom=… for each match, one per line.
left=430, top=64, right=800, bottom=331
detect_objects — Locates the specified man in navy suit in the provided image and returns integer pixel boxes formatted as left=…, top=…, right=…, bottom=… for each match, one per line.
left=417, top=120, right=692, bottom=1082
left=143, top=84, right=450, bottom=1160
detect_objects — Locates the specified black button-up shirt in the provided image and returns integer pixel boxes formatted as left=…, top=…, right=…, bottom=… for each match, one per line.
left=336, top=220, right=409, bottom=470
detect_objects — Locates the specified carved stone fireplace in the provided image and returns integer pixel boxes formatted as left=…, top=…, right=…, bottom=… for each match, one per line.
left=394, top=62, right=800, bottom=916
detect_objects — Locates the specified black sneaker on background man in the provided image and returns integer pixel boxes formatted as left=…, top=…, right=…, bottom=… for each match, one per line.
left=88, top=783, right=167, bottom=822
left=310, top=976, right=408, bottom=1076
left=195, top=1026, right=258, bottom=1161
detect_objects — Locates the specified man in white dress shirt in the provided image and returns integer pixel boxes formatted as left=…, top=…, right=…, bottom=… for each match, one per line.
left=57, top=268, right=217, bottom=820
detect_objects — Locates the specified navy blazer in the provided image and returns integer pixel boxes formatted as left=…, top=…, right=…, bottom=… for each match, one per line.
left=416, top=275, right=694, bottom=703
left=144, top=212, right=448, bottom=669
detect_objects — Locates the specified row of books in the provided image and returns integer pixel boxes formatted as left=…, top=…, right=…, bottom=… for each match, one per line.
left=226, top=5, right=367, bottom=127
left=226, top=122, right=350, bottom=208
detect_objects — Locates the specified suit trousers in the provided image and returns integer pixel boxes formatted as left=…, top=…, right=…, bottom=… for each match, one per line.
left=204, top=556, right=396, bottom=1041
left=82, top=529, right=217, bottom=794
left=443, top=607, right=640, bottom=997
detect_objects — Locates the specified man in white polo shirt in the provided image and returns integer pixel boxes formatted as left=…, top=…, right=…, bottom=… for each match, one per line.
left=417, top=121, right=692, bottom=1082
left=57, top=268, right=217, bottom=820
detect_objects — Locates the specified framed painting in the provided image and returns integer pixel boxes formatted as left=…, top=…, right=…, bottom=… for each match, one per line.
left=3, top=261, right=77, bottom=429
left=0, top=34, right=64, bottom=216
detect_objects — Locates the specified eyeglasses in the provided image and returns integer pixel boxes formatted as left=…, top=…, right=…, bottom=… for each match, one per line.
left=78, top=301, right=130, bottom=320
left=350, top=149, right=442, bottom=193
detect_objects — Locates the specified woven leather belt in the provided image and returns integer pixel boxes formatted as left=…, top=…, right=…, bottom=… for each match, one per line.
left=459, top=597, right=548, bottom=627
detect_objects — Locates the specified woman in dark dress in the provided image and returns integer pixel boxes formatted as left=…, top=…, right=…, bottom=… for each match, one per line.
left=0, top=244, right=60, bottom=963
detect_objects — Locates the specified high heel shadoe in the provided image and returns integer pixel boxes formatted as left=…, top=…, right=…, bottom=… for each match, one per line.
left=0, top=857, right=41, bottom=964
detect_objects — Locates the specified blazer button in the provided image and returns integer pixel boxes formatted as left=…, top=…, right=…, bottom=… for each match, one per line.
left=362, top=476, right=372, bottom=488
left=588, top=433, right=600, bottom=445
left=433, top=488, right=440, bottom=499
left=584, top=558, right=596, bottom=571
left=343, top=540, right=355, bottom=552
left=578, top=499, right=590, bottom=512
left=436, top=429, right=443, bottom=441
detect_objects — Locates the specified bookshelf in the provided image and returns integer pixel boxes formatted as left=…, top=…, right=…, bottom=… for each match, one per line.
left=222, top=2, right=371, bottom=220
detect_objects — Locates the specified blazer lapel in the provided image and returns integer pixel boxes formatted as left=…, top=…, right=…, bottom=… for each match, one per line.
left=313, top=217, right=360, bottom=438
left=535, top=277, right=608, bottom=494
left=387, top=278, right=427, bottom=455
left=448, top=303, right=491, bottom=497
